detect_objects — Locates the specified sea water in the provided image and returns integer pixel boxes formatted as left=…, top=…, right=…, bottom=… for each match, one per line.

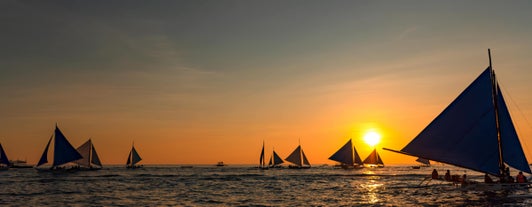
left=1, top=165, right=531, bottom=206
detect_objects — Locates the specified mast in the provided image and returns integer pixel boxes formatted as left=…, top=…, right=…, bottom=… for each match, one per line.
left=489, top=48, right=505, bottom=176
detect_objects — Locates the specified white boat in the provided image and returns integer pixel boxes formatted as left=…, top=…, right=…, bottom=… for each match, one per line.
left=35, top=125, right=83, bottom=172
left=285, top=142, right=311, bottom=169
left=0, top=142, right=9, bottom=170
left=258, top=141, right=268, bottom=169
left=74, top=139, right=102, bottom=170
left=126, top=144, right=143, bottom=169
left=329, top=139, right=363, bottom=169
left=268, top=149, right=284, bottom=168
left=385, top=49, right=532, bottom=189
left=363, top=148, right=384, bottom=168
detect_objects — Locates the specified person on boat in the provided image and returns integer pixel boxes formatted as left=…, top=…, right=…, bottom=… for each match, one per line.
left=431, top=169, right=439, bottom=179
left=516, top=171, right=528, bottom=183
left=444, top=170, right=451, bottom=181
left=484, top=174, right=493, bottom=183
left=461, top=174, right=468, bottom=185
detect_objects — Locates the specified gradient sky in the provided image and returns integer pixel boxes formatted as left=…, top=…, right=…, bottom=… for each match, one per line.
left=2, top=1, right=532, bottom=165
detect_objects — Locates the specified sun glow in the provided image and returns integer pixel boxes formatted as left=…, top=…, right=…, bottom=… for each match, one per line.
left=363, top=131, right=381, bottom=147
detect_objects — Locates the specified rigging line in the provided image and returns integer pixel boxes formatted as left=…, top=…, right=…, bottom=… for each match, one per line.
left=499, top=82, right=532, bottom=158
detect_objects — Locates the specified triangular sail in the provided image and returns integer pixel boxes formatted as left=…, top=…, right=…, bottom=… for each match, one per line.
left=259, top=142, right=265, bottom=167
left=301, top=149, right=310, bottom=166
left=268, top=155, right=273, bottom=166
left=329, top=139, right=362, bottom=166
left=131, top=146, right=142, bottom=165
left=36, top=136, right=52, bottom=167
left=52, top=127, right=83, bottom=167
left=285, top=146, right=303, bottom=166
left=363, top=149, right=383, bottom=165
left=329, top=139, right=354, bottom=165
left=74, top=139, right=92, bottom=167
left=272, top=150, right=284, bottom=166
left=0, top=143, right=9, bottom=165
left=497, top=86, right=531, bottom=173
left=91, top=144, right=102, bottom=166
left=399, top=68, right=501, bottom=175
left=126, top=151, right=132, bottom=165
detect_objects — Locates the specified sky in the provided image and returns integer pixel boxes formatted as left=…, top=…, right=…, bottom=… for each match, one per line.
left=2, top=0, right=532, bottom=165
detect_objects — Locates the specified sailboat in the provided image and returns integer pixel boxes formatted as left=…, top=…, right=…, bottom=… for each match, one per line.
left=126, top=143, right=143, bottom=169
left=258, top=141, right=268, bottom=169
left=268, top=149, right=284, bottom=168
left=285, top=142, right=311, bottom=169
left=412, top=157, right=430, bottom=169
left=363, top=148, right=384, bottom=168
left=329, top=139, right=363, bottom=169
left=74, top=139, right=102, bottom=170
left=0, top=143, right=10, bottom=170
left=384, top=49, right=532, bottom=189
left=35, top=125, right=83, bottom=172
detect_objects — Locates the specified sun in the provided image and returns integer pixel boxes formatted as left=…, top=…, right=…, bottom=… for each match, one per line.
left=363, top=131, right=381, bottom=147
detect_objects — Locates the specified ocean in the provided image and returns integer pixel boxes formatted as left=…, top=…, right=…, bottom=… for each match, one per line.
left=1, top=165, right=531, bottom=206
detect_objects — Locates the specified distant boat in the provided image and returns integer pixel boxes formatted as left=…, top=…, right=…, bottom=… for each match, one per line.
left=9, top=159, right=32, bottom=168
left=384, top=50, right=531, bottom=190
left=258, top=141, right=268, bottom=169
left=329, top=139, right=363, bottom=169
left=363, top=149, right=384, bottom=168
left=412, top=157, right=431, bottom=169
left=126, top=144, right=143, bottom=169
left=285, top=143, right=311, bottom=169
left=0, top=142, right=9, bottom=170
left=268, top=149, right=284, bottom=168
left=216, top=161, right=225, bottom=167
left=74, top=139, right=102, bottom=170
left=35, top=126, right=83, bottom=172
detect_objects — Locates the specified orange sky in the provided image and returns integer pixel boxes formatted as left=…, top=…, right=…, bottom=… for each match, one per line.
left=2, top=1, right=532, bottom=165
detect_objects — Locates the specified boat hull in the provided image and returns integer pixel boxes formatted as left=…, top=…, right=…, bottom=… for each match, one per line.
left=288, top=165, right=311, bottom=169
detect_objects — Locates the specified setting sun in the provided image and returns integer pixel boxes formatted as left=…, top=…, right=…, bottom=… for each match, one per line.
left=363, top=131, right=381, bottom=147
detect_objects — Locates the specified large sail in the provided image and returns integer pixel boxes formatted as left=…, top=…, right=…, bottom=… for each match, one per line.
left=0, top=143, right=9, bottom=165
left=363, top=149, right=384, bottom=165
left=285, top=146, right=303, bottom=166
left=395, top=67, right=532, bottom=176
left=52, top=127, right=83, bottom=167
left=497, top=86, right=531, bottom=173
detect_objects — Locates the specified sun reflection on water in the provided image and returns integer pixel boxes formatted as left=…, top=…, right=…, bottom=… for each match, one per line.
left=354, top=177, right=384, bottom=205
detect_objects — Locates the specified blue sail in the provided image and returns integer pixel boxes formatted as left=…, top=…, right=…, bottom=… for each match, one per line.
left=131, top=146, right=142, bottom=165
left=52, top=127, right=83, bottom=167
left=272, top=150, right=284, bottom=166
left=37, top=136, right=52, bottom=167
left=329, top=139, right=362, bottom=165
left=329, top=139, right=354, bottom=165
left=401, top=68, right=501, bottom=175
left=497, top=86, right=532, bottom=173
left=0, top=143, right=9, bottom=165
